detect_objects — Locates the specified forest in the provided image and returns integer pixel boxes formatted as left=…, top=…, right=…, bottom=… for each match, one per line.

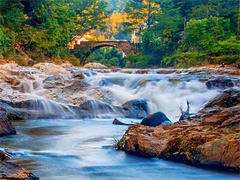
left=0, top=0, right=239, bottom=68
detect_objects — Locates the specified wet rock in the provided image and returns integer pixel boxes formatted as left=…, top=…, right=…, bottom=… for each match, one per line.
left=0, top=100, right=29, bottom=120
left=112, top=118, right=134, bottom=126
left=156, top=69, right=176, bottom=74
left=0, top=119, right=16, bottom=136
left=84, top=62, right=107, bottom=69
left=206, top=78, right=234, bottom=89
left=118, top=89, right=240, bottom=172
left=141, top=112, right=172, bottom=127
left=0, top=99, right=75, bottom=120
left=136, top=70, right=149, bottom=74
left=72, top=72, right=85, bottom=79
left=122, top=99, right=149, bottom=119
left=65, top=79, right=90, bottom=92
left=43, top=75, right=66, bottom=88
left=0, top=161, right=39, bottom=180
left=0, top=150, right=10, bottom=161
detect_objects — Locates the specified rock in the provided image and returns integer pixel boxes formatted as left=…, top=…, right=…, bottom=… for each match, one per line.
left=141, top=112, right=172, bottom=127
left=0, top=99, right=76, bottom=120
left=118, top=89, right=240, bottom=172
left=72, top=72, right=85, bottom=79
left=0, top=148, right=11, bottom=161
left=0, top=63, right=19, bottom=71
left=84, top=62, right=107, bottom=69
left=157, top=69, right=177, bottom=74
left=64, top=79, right=90, bottom=92
left=206, top=78, right=234, bottom=89
left=0, top=161, right=39, bottom=180
left=0, top=72, right=21, bottom=87
left=33, top=63, right=69, bottom=75
left=112, top=118, right=134, bottom=126
left=0, top=119, right=16, bottom=136
left=60, top=62, right=73, bottom=68
left=136, top=70, right=149, bottom=74
left=43, top=75, right=66, bottom=88
left=122, top=99, right=149, bottom=119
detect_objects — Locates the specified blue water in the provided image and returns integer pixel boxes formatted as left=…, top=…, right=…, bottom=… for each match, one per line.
left=1, top=119, right=239, bottom=180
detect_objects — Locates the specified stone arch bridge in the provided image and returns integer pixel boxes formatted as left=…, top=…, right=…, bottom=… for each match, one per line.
left=73, top=41, right=140, bottom=58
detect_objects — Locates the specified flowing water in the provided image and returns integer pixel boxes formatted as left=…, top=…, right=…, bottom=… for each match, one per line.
left=1, top=119, right=239, bottom=180
left=1, top=70, right=239, bottom=179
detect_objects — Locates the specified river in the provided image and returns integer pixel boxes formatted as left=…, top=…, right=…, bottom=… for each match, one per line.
left=1, top=118, right=239, bottom=180
left=0, top=67, right=239, bottom=179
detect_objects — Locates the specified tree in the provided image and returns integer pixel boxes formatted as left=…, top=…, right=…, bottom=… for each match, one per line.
left=181, top=17, right=232, bottom=51
left=124, top=0, right=161, bottom=31
left=72, top=0, right=107, bottom=35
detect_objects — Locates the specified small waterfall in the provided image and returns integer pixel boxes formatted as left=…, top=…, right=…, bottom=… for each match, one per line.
left=19, top=76, right=44, bottom=94
left=79, top=99, right=122, bottom=118
left=29, top=99, right=77, bottom=118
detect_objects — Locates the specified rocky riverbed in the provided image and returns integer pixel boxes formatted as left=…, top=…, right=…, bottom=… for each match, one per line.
left=0, top=62, right=239, bottom=178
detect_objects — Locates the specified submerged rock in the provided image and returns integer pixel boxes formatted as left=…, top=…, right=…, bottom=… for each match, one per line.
left=141, top=112, right=172, bottom=127
left=122, top=99, right=149, bottom=119
left=0, top=119, right=16, bottom=136
left=118, top=89, right=240, bottom=172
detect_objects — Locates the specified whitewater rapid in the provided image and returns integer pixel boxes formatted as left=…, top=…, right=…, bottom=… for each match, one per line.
left=86, top=72, right=220, bottom=121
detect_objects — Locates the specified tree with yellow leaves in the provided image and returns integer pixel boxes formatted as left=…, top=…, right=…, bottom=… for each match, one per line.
left=71, top=0, right=107, bottom=35
left=124, top=0, right=161, bottom=31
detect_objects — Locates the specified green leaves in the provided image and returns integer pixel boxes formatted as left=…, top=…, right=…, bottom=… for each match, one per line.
left=0, top=0, right=108, bottom=60
left=182, top=17, right=232, bottom=51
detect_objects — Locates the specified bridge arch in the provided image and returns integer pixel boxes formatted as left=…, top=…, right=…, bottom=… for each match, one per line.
left=73, top=41, right=140, bottom=64
left=91, top=43, right=125, bottom=55
left=75, top=41, right=139, bottom=56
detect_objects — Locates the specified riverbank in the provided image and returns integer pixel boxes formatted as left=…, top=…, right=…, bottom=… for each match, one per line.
left=117, top=89, right=240, bottom=172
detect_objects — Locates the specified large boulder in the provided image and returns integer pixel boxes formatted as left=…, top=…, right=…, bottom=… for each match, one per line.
left=122, top=99, right=149, bottom=119
left=206, top=78, right=234, bottom=89
left=141, top=112, right=172, bottom=127
left=118, top=89, right=240, bottom=172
